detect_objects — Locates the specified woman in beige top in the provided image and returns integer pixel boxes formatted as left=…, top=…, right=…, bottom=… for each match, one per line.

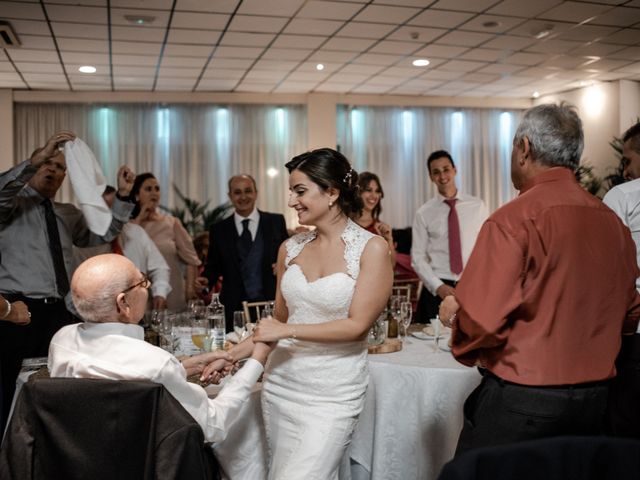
left=130, top=173, right=200, bottom=311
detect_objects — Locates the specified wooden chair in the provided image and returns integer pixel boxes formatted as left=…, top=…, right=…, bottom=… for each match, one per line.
left=392, top=277, right=423, bottom=319
left=242, top=300, right=274, bottom=323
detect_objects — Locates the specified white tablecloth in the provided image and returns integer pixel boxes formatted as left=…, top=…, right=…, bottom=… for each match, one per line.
left=213, top=335, right=481, bottom=480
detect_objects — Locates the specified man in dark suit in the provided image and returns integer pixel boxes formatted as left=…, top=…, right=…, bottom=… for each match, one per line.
left=205, top=175, right=288, bottom=330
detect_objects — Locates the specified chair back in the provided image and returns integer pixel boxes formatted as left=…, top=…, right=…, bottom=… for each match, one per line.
left=242, top=300, right=274, bottom=323
left=392, top=277, right=423, bottom=316
left=0, top=378, right=218, bottom=480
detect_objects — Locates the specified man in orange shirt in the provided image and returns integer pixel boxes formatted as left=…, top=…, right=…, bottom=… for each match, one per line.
left=440, top=104, right=640, bottom=453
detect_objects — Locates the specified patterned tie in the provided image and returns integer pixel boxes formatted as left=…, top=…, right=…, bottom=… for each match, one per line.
left=42, top=199, right=70, bottom=296
left=444, top=198, right=463, bottom=275
left=240, top=218, right=252, bottom=253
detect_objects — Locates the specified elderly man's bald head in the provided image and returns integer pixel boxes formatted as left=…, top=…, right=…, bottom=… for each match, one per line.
left=72, top=254, right=139, bottom=323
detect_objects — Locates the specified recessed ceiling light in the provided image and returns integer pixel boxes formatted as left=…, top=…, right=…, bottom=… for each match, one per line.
left=412, top=58, right=430, bottom=67
left=532, top=91, right=540, bottom=98
left=124, top=14, right=156, bottom=25
left=316, top=63, right=324, bottom=71
left=482, top=20, right=501, bottom=29
left=78, top=65, right=96, bottom=73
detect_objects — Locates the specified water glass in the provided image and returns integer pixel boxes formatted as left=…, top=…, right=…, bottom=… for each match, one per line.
left=158, top=314, right=175, bottom=353
left=191, top=317, right=211, bottom=353
left=233, top=311, right=247, bottom=341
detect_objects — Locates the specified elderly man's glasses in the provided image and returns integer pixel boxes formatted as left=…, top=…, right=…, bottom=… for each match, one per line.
left=121, top=274, right=151, bottom=295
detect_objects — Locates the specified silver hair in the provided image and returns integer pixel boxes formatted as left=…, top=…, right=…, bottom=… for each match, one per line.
left=513, top=103, right=584, bottom=170
left=72, top=270, right=133, bottom=323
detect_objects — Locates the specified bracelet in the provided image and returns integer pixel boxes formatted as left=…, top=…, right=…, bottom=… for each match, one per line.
left=289, top=326, right=297, bottom=339
left=449, top=313, right=457, bottom=326
left=1, top=298, right=11, bottom=319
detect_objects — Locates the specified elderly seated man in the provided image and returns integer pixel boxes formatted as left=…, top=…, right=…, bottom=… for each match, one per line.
left=48, top=254, right=271, bottom=443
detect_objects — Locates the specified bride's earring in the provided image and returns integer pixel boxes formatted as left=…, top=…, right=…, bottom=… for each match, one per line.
left=329, top=200, right=333, bottom=208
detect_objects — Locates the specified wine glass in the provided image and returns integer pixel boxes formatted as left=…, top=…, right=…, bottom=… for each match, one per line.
left=191, top=317, right=211, bottom=353
left=433, top=315, right=442, bottom=352
left=188, top=299, right=205, bottom=315
left=158, top=314, right=175, bottom=352
left=400, top=301, right=412, bottom=343
left=233, top=311, right=247, bottom=341
left=260, top=302, right=274, bottom=321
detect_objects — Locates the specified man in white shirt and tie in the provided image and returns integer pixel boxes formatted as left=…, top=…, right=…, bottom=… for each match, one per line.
left=411, top=150, right=488, bottom=324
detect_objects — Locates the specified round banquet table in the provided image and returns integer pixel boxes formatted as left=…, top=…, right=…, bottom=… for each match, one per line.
left=212, top=329, right=481, bottom=480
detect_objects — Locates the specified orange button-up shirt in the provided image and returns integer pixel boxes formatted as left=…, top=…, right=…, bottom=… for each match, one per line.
left=453, top=168, right=640, bottom=386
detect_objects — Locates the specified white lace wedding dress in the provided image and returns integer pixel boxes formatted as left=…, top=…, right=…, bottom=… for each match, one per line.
left=261, top=219, right=375, bottom=480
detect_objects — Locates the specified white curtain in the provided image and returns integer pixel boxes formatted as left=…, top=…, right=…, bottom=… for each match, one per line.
left=14, top=103, right=307, bottom=226
left=337, top=105, right=524, bottom=227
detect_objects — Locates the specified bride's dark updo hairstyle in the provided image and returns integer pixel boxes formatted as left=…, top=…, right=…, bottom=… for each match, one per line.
left=285, top=148, right=363, bottom=217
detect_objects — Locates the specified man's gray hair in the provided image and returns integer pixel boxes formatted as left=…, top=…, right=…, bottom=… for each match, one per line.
left=72, top=271, right=132, bottom=323
left=514, top=103, right=584, bottom=170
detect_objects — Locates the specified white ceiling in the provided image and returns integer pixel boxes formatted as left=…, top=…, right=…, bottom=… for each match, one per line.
left=1, top=0, right=639, bottom=98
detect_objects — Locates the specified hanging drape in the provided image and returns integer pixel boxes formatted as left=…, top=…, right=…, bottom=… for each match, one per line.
left=337, top=105, right=524, bottom=226
left=14, top=103, right=308, bottom=227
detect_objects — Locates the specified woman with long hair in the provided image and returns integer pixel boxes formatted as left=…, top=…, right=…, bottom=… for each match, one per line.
left=130, top=173, right=200, bottom=311
left=353, top=171, right=396, bottom=265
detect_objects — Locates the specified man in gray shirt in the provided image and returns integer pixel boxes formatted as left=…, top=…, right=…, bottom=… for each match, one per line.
left=0, top=131, right=134, bottom=431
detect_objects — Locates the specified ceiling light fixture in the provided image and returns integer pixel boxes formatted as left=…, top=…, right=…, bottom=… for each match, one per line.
left=482, top=20, right=501, bottom=29
left=316, top=63, right=324, bottom=71
left=78, top=65, right=96, bottom=73
left=412, top=59, right=430, bottom=67
left=532, top=91, right=540, bottom=98
left=124, top=14, right=156, bottom=25
left=266, top=167, right=279, bottom=178
left=532, top=24, right=554, bottom=39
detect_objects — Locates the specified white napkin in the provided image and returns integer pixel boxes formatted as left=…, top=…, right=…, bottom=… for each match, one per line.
left=64, top=138, right=112, bottom=235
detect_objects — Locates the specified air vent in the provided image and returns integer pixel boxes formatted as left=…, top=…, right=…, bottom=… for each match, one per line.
left=0, top=21, right=21, bottom=48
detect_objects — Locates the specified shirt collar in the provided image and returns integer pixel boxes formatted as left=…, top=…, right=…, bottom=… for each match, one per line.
left=234, top=208, right=259, bottom=225
left=436, top=190, right=461, bottom=203
left=79, top=321, right=144, bottom=340
left=520, top=167, right=575, bottom=194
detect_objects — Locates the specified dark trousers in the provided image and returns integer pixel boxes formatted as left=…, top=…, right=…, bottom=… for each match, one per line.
left=0, top=294, right=74, bottom=432
left=607, top=334, right=640, bottom=438
left=416, top=279, right=457, bottom=324
left=456, top=369, right=609, bottom=455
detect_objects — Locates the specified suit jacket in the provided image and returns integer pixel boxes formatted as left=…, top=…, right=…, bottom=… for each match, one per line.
left=0, top=378, right=219, bottom=480
left=205, top=210, right=288, bottom=328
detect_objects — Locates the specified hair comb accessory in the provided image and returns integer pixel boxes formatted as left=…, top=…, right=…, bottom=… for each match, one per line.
left=343, top=168, right=354, bottom=184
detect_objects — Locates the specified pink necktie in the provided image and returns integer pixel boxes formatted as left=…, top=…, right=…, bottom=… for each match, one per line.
left=444, top=199, right=463, bottom=275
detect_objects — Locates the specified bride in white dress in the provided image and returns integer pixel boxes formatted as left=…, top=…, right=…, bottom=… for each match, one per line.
left=252, top=148, right=393, bottom=479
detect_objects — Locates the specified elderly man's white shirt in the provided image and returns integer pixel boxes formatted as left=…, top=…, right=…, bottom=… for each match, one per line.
left=48, top=322, right=263, bottom=443
left=411, top=192, right=488, bottom=294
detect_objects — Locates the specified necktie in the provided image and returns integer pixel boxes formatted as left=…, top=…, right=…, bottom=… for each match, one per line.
left=444, top=198, right=463, bottom=275
left=111, top=236, right=124, bottom=256
left=240, top=218, right=252, bottom=253
left=42, top=199, right=70, bottom=296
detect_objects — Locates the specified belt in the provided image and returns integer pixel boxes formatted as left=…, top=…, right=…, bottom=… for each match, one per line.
left=479, top=368, right=609, bottom=390
left=3, top=294, right=63, bottom=304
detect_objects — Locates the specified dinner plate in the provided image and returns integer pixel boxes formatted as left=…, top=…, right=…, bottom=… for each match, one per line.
left=422, top=325, right=452, bottom=337
left=410, top=331, right=431, bottom=340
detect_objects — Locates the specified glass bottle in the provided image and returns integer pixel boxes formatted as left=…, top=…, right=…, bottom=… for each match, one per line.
left=207, top=293, right=226, bottom=350
left=387, top=303, right=398, bottom=338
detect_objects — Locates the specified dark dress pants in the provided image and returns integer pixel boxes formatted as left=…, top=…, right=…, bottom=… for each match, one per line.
left=0, top=295, right=74, bottom=433
left=456, top=370, right=609, bottom=455
left=607, top=334, right=640, bottom=438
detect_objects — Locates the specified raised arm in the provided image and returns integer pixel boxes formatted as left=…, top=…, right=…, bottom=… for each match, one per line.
left=253, top=236, right=393, bottom=343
